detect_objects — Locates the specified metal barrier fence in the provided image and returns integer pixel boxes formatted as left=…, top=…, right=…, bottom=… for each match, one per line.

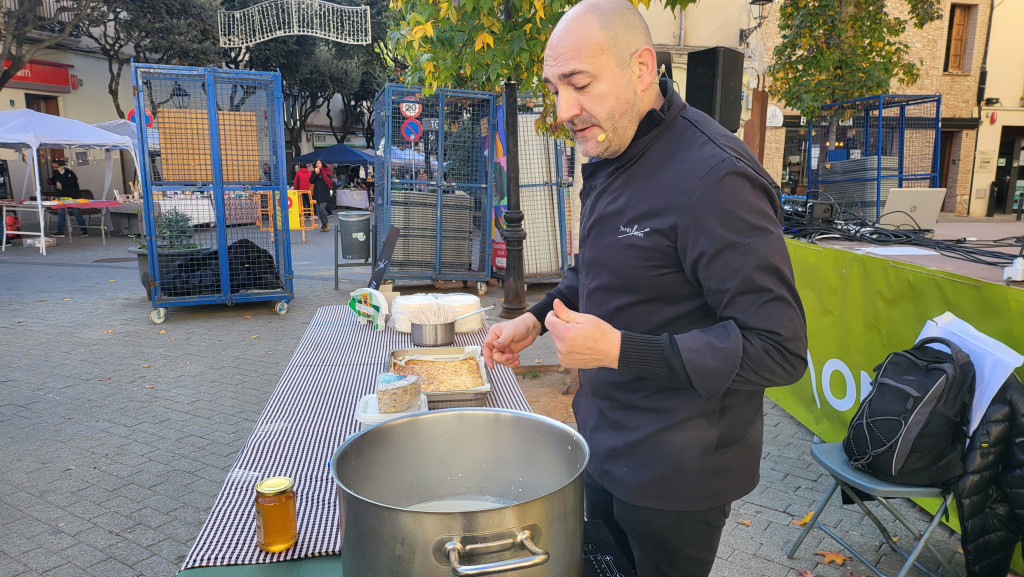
left=132, top=63, right=293, bottom=323
left=490, top=96, right=572, bottom=284
left=373, top=84, right=495, bottom=291
left=809, top=94, right=940, bottom=223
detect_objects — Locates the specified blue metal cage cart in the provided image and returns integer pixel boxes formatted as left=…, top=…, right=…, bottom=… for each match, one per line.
left=132, top=63, right=294, bottom=324
left=373, top=84, right=496, bottom=295
left=808, top=94, right=941, bottom=223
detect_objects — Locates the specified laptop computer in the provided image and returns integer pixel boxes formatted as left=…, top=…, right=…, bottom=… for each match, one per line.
left=879, top=188, right=946, bottom=229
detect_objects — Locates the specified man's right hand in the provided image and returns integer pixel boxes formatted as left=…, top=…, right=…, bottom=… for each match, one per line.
left=482, top=313, right=542, bottom=369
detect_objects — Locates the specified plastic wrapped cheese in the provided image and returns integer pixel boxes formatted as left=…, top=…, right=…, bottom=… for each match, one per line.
left=375, top=373, right=422, bottom=413
left=438, top=293, right=483, bottom=333
left=354, top=393, right=428, bottom=430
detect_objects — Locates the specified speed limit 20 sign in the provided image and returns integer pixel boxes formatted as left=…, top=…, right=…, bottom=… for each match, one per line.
left=400, top=97, right=422, bottom=119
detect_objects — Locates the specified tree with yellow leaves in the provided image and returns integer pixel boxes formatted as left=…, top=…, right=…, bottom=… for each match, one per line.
left=768, top=0, right=943, bottom=120
left=388, top=0, right=694, bottom=133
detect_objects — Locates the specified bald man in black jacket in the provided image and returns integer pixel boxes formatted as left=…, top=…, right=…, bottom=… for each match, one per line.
left=482, top=1, right=808, bottom=575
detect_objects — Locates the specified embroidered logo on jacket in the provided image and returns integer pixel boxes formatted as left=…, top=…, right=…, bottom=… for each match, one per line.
left=618, top=224, right=650, bottom=239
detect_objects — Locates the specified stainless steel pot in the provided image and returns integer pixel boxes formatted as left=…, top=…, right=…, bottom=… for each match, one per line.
left=330, top=408, right=589, bottom=577
left=410, top=307, right=494, bottom=347
left=411, top=320, right=455, bottom=346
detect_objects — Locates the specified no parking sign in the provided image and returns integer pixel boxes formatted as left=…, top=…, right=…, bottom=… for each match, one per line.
left=127, top=107, right=153, bottom=127
left=401, top=118, right=422, bottom=142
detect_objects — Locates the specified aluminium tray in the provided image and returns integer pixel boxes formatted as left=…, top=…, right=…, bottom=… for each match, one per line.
left=387, top=346, right=492, bottom=408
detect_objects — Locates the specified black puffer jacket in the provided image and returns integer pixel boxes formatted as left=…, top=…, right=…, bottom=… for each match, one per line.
left=954, top=374, right=1024, bottom=577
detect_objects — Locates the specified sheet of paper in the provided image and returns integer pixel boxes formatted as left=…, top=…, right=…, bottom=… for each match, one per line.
left=916, top=312, right=1024, bottom=437
left=858, top=247, right=939, bottom=256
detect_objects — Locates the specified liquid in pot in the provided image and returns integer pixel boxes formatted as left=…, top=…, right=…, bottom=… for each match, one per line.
left=405, top=494, right=516, bottom=512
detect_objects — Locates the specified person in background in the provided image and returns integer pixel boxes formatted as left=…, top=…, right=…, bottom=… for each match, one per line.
left=293, top=163, right=312, bottom=192
left=48, top=159, right=87, bottom=237
left=319, top=164, right=339, bottom=216
left=309, top=159, right=333, bottom=231
left=292, top=163, right=313, bottom=215
left=262, top=162, right=272, bottom=182
left=481, top=1, right=807, bottom=576
left=365, top=166, right=375, bottom=202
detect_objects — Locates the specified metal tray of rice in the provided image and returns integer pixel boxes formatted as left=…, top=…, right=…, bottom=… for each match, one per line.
left=386, top=346, right=492, bottom=408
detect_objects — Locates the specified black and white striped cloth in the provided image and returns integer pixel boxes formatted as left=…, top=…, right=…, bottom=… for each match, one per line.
left=180, top=306, right=532, bottom=570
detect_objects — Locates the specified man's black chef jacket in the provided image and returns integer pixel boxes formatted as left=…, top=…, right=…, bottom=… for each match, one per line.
left=529, top=80, right=808, bottom=510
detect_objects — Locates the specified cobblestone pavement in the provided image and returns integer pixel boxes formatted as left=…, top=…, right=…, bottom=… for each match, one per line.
left=0, top=228, right=967, bottom=577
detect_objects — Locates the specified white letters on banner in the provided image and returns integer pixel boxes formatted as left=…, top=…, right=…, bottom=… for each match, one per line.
left=807, top=350, right=873, bottom=411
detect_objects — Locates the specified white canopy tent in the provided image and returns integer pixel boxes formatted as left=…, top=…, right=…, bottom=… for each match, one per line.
left=93, top=119, right=151, bottom=197
left=93, top=119, right=149, bottom=169
left=0, top=109, right=139, bottom=253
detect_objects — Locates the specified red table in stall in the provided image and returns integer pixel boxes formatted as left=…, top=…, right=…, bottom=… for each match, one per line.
left=1, top=198, right=121, bottom=254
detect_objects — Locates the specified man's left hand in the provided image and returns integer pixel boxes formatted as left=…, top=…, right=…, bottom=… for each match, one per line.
left=545, top=299, right=621, bottom=370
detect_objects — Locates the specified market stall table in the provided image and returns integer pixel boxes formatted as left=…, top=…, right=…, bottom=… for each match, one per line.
left=105, top=202, right=144, bottom=235
left=177, top=305, right=532, bottom=576
left=1, top=198, right=120, bottom=254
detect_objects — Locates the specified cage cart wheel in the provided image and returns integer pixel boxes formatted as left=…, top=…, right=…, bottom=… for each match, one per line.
left=476, top=282, right=488, bottom=297
left=150, top=308, right=167, bottom=324
left=275, top=301, right=289, bottom=315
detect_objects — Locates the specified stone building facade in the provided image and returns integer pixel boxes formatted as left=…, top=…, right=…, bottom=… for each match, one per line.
left=969, top=0, right=1024, bottom=217
left=752, top=0, right=990, bottom=216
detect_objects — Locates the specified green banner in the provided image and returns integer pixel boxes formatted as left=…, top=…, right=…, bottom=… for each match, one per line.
left=770, top=239, right=1024, bottom=561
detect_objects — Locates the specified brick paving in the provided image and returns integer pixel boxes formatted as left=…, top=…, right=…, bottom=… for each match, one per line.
left=0, top=227, right=967, bottom=576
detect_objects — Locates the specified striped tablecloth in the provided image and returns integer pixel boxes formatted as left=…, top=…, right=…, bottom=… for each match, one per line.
left=180, top=305, right=531, bottom=570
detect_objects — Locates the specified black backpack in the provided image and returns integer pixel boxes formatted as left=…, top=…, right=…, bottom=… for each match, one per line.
left=843, top=337, right=975, bottom=488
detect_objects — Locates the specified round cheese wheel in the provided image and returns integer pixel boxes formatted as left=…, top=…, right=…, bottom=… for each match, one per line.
left=438, top=293, right=483, bottom=333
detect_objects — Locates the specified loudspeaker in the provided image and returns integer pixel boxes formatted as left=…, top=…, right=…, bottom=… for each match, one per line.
left=685, top=46, right=744, bottom=132
left=655, top=51, right=673, bottom=81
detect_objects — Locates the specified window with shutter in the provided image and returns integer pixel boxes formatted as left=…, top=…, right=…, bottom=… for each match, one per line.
left=944, top=5, right=970, bottom=73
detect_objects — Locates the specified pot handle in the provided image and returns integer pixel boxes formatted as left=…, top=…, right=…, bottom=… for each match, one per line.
left=443, top=530, right=549, bottom=576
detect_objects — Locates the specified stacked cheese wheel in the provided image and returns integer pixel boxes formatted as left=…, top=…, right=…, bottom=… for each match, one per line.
left=438, top=293, right=483, bottom=333
left=391, top=293, right=484, bottom=333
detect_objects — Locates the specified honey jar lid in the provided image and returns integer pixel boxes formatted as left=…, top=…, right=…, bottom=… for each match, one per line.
left=255, top=476, right=294, bottom=496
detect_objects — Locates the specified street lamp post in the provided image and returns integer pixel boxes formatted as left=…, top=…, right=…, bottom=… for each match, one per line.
left=500, top=78, right=527, bottom=318
left=499, top=0, right=527, bottom=319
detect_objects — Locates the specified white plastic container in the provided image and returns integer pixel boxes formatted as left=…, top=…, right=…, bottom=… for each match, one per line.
left=354, top=393, right=429, bottom=430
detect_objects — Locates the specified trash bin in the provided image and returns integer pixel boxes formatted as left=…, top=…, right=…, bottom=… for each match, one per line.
left=338, top=211, right=371, bottom=260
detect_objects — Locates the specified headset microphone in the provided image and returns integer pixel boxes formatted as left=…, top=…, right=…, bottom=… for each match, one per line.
left=595, top=74, right=658, bottom=143
left=596, top=93, right=643, bottom=143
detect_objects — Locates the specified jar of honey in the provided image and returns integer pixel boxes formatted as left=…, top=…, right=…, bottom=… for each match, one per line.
left=254, top=476, right=297, bottom=553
